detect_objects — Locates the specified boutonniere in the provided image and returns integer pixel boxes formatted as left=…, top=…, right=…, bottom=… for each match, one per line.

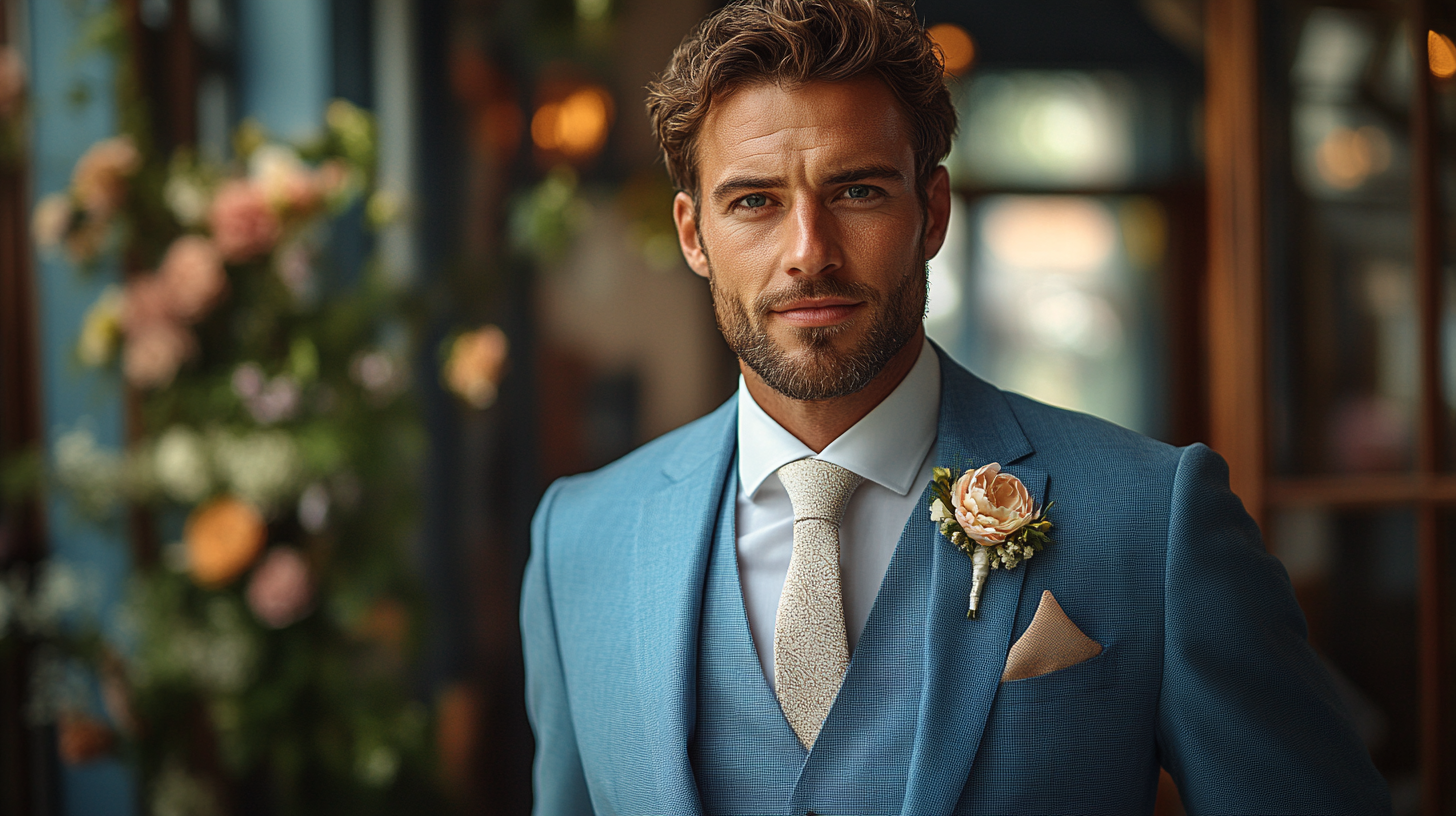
left=928, top=463, right=1053, bottom=619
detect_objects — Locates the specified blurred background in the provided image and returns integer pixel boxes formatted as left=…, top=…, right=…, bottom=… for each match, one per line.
left=0, top=0, right=1452, bottom=814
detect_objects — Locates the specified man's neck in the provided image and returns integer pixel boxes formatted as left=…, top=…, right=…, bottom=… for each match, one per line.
left=741, top=327, right=926, bottom=453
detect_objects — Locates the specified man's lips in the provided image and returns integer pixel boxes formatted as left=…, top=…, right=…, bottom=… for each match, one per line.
left=769, top=297, right=864, bottom=328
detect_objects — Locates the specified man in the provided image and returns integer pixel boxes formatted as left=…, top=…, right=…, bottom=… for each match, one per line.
left=521, top=1, right=1390, bottom=813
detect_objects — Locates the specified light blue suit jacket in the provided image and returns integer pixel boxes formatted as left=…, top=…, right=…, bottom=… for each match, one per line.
left=522, top=349, right=1390, bottom=815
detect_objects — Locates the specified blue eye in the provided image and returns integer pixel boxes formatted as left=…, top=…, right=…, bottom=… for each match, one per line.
left=846, top=185, right=873, bottom=199
left=740, top=193, right=768, bottom=208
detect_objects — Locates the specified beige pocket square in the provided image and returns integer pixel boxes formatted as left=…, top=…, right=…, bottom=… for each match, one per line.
left=1000, top=590, right=1103, bottom=682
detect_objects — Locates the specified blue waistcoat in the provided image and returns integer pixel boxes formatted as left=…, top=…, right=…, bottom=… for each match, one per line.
left=690, top=467, right=935, bottom=815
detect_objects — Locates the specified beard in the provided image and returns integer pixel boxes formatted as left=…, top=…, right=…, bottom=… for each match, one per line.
left=707, top=253, right=928, bottom=402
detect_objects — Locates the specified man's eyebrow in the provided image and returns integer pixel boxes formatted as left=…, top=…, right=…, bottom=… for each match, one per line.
left=822, top=164, right=907, bottom=186
left=707, top=164, right=908, bottom=206
left=709, top=175, right=783, bottom=205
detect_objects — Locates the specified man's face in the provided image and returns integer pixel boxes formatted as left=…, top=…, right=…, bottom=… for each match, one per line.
left=673, top=77, right=950, bottom=401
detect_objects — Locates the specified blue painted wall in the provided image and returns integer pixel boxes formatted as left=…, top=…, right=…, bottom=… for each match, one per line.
left=238, top=0, right=332, bottom=140
left=28, top=0, right=137, bottom=812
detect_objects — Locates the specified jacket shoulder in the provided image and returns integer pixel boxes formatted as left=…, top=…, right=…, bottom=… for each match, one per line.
left=1001, top=390, right=1184, bottom=473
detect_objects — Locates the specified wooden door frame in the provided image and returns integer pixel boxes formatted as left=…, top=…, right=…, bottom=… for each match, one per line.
left=1205, top=1, right=1447, bottom=811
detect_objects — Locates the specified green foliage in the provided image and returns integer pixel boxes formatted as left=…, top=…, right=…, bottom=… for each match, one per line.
left=20, top=56, right=449, bottom=816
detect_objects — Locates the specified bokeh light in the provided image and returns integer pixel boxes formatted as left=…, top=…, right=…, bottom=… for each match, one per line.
left=531, top=84, right=614, bottom=161
left=928, top=23, right=975, bottom=76
left=1430, top=30, right=1456, bottom=79
left=1314, top=125, right=1391, bottom=190
left=982, top=196, right=1118, bottom=274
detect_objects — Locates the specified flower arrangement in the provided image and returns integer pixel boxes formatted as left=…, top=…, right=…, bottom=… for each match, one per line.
left=14, top=100, right=458, bottom=814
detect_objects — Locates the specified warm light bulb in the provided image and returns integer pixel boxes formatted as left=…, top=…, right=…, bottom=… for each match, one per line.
left=928, top=23, right=975, bottom=76
left=1430, top=30, right=1456, bottom=79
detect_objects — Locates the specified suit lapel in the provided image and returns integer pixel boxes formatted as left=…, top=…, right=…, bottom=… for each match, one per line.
left=630, top=398, right=737, bottom=816
left=902, top=352, right=1045, bottom=814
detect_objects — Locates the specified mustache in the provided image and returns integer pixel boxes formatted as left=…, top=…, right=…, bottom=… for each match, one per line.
left=752, top=277, right=880, bottom=316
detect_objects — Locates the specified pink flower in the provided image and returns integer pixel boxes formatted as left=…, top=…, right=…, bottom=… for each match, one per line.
left=951, top=463, right=1035, bottom=546
left=0, top=47, right=27, bottom=119
left=121, top=274, right=174, bottom=332
left=157, top=235, right=227, bottom=322
left=246, top=547, right=314, bottom=628
left=316, top=160, right=350, bottom=200
left=122, top=321, right=194, bottom=389
left=71, top=136, right=141, bottom=217
left=209, top=179, right=280, bottom=263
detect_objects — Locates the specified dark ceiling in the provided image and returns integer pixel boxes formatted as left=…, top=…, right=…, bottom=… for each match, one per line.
left=915, top=0, right=1202, bottom=76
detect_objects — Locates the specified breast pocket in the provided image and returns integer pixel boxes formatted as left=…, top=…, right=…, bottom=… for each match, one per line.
left=994, top=643, right=1121, bottom=704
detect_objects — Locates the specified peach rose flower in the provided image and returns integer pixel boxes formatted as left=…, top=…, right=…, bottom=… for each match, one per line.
left=158, top=235, right=227, bottom=322
left=71, top=136, right=141, bottom=217
left=951, top=462, right=1035, bottom=546
left=444, top=325, right=508, bottom=409
left=122, top=320, right=194, bottom=389
left=245, top=546, right=313, bottom=628
left=209, top=179, right=281, bottom=263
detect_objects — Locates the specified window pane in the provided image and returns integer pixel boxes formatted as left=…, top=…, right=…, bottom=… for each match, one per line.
left=1272, top=507, right=1421, bottom=812
left=931, top=194, right=1167, bottom=436
left=1268, top=4, right=1419, bottom=475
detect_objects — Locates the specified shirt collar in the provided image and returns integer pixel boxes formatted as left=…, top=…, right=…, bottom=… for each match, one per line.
left=737, top=336, right=941, bottom=498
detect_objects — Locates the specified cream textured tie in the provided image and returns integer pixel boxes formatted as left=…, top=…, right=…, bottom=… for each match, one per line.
left=773, top=457, right=864, bottom=750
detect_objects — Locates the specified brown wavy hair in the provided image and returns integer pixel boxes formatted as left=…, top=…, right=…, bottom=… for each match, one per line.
left=645, top=0, right=957, bottom=205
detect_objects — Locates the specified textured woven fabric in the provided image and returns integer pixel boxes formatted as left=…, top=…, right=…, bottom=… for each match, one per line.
left=691, top=463, right=806, bottom=814
left=1000, top=589, right=1103, bottom=681
left=522, top=345, right=1392, bottom=816
left=773, top=458, right=864, bottom=749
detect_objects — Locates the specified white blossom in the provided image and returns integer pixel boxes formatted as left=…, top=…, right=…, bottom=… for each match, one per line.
left=212, top=429, right=303, bottom=509
left=153, top=425, right=212, bottom=503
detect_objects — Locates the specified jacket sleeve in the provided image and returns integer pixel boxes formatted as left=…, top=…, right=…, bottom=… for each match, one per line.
left=1156, top=443, right=1390, bottom=815
left=521, top=478, right=594, bottom=815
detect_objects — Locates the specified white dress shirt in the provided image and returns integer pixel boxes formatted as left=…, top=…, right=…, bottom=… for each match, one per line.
left=735, top=337, right=941, bottom=690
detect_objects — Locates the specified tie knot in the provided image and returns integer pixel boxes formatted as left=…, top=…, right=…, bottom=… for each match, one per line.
left=776, top=458, right=864, bottom=525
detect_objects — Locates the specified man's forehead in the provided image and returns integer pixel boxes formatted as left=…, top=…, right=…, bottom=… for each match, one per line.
left=695, top=77, right=914, bottom=183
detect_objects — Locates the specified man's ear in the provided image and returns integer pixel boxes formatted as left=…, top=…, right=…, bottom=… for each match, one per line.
left=673, top=191, right=711, bottom=279
left=920, top=166, right=952, bottom=261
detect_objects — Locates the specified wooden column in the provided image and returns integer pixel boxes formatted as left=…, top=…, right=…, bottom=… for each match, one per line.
left=1411, top=3, right=1446, bottom=813
left=0, top=0, right=47, bottom=812
left=1204, top=0, right=1267, bottom=529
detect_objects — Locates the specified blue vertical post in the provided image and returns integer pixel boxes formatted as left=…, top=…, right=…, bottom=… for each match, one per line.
left=27, top=0, right=136, bottom=813
left=237, top=0, right=332, bottom=140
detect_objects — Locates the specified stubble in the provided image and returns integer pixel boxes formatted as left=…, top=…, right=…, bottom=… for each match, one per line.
left=706, top=252, right=928, bottom=402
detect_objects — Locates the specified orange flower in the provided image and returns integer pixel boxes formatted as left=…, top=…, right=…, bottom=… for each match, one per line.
left=436, top=683, right=481, bottom=799
left=444, top=325, right=508, bottom=409
left=0, top=47, right=25, bottom=119
left=357, top=598, right=410, bottom=650
left=57, top=714, right=115, bottom=765
left=185, top=496, right=267, bottom=588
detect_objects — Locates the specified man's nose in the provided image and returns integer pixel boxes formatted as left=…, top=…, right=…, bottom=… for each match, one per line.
left=782, top=200, right=842, bottom=277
